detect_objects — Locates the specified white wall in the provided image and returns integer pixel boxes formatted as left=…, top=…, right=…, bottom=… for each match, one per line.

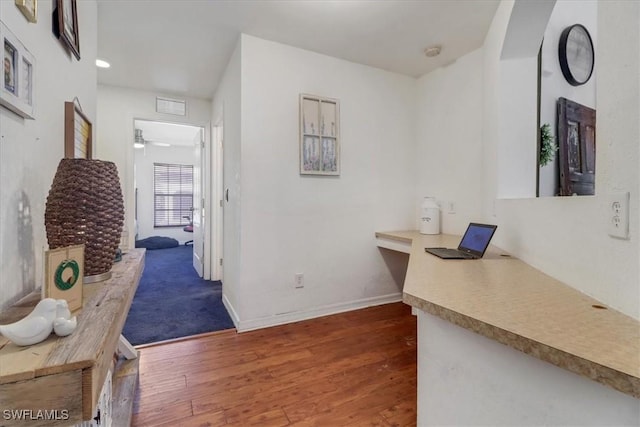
left=96, top=85, right=211, bottom=250
left=212, top=38, right=242, bottom=323
left=134, top=144, right=196, bottom=243
left=487, top=0, right=640, bottom=320
left=418, top=311, right=639, bottom=426
left=539, top=0, right=598, bottom=197
left=497, top=56, right=538, bottom=198
left=0, top=1, right=97, bottom=309
left=412, top=0, right=640, bottom=422
left=220, top=34, right=416, bottom=329
left=415, top=49, right=485, bottom=235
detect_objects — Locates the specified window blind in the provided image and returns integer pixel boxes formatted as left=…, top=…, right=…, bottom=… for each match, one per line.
left=153, top=163, right=193, bottom=227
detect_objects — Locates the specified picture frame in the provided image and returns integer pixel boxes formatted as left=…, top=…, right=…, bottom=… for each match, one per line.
left=64, top=100, right=92, bottom=158
left=1, top=20, right=35, bottom=119
left=300, top=94, right=340, bottom=176
left=15, top=0, right=37, bottom=23
left=55, top=0, right=80, bottom=60
left=44, top=245, right=84, bottom=312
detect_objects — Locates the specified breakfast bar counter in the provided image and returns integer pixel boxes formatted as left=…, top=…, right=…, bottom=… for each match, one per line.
left=376, top=230, right=640, bottom=425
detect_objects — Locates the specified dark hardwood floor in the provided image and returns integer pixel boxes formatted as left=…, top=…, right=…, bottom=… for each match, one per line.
left=132, top=302, right=417, bottom=426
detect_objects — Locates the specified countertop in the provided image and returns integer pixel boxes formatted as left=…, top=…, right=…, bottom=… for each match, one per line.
left=376, top=231, right=640, bottom=398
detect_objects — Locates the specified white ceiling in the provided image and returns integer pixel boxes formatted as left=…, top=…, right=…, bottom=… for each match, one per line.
left=97, top=0, right=500, bottom=100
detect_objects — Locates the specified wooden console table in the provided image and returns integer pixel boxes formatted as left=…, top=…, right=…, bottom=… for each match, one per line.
left=0, top=249, right=145, bottom=426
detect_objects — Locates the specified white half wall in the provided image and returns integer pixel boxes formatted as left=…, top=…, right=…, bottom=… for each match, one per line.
left=417, top=311, right=640, bottom=426
left=96, top=85, right=211, bottom=250
left=134, top=144, right=196, bottom=243
left=225, top=34, right=416, bottom=327
left=0, top=1, right=97, bottom=309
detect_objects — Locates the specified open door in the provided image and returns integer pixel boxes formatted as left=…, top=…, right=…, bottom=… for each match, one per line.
left=557, top=97, right=596, bottom=196
left=192, top=128, right=205, bottom=277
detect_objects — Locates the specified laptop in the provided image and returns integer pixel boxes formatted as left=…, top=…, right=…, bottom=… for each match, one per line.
left=425, top=223, right=497, bottom=259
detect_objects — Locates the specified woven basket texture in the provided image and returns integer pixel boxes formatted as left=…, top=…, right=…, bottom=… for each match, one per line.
left=45, top=159, right=125, bottom=276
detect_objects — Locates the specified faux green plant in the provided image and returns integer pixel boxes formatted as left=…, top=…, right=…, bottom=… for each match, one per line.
left=540, top=123, right=557, bottom=167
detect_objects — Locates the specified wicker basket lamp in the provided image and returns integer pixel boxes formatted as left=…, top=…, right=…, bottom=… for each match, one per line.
left=45, top=159, right=125, bottom=283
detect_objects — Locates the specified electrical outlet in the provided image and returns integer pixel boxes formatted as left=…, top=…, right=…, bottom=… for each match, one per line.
left=294, top=273, right=304, bottom=289
left=447, top=201, right=456, bottom=214
left=608, top=192, right=630, bottom=239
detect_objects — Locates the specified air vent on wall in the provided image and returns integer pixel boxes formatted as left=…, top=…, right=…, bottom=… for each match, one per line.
left=156, top=97, right=186, bottom=116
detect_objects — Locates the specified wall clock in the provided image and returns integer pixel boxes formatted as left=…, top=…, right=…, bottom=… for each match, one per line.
left=558, top=24, right=594, bottom=86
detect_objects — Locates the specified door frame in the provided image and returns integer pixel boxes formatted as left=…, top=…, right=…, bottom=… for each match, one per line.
left=131, top=117, right=212, bottom=278
left=211, top=117, right=224, bottom=280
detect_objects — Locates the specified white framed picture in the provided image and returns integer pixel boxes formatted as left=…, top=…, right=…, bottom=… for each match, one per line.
left=300, top=94, right=340, bottom=175
left=1, top=20, right=35, bottom=119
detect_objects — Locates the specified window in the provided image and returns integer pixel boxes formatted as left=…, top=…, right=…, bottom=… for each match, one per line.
left=153, top=163, right=193, bottom=227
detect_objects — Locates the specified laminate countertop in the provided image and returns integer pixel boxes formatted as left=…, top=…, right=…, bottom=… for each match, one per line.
left=375, top=231, right=640, bottom=398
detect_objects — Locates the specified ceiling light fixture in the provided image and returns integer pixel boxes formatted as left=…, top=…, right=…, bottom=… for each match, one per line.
left=424, top=46, right=442, bottom=58
left=96, top=59, right=111, bottom=68
left=134, top=129, right=145, bottom=148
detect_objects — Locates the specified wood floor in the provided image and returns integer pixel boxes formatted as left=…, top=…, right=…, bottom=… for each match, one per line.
left=132, top=302, right=417, bottom=427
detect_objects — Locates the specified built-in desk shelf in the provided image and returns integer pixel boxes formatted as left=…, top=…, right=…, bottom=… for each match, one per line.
left=376, top=231, right=640, bottom=399
left=0, top=249, right=145, bottom=426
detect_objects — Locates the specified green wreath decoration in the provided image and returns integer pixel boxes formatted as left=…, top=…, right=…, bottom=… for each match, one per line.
left=55, top=259, right=80, bottom=291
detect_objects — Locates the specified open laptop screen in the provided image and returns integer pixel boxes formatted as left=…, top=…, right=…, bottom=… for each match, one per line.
left=458, top=223, right=497, bottom=257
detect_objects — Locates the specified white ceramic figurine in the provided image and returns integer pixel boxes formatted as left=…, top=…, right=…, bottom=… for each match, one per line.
left=53, top=299, right=77, bottom=337
left=0, top=298, right=78, bottom=346
left=53, top=316, right=78, bottom=337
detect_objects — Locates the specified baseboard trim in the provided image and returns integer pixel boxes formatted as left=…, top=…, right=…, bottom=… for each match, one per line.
left=222, top=293, right=240, bottom=329
left=232, top=293, right=403, bottom=333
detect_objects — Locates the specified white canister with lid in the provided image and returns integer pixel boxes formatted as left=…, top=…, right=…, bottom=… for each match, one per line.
left=419, top=197, right=440, bottom=235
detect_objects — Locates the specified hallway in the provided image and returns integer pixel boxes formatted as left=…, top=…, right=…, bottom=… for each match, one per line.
left=133, top=303, right=417, bottom=426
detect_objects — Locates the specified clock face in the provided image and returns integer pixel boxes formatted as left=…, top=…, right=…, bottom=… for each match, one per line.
left=559, top=24, right=594, bottom=86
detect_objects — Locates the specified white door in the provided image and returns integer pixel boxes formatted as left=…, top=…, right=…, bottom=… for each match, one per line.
left=192, top=128, right=205, bottom=277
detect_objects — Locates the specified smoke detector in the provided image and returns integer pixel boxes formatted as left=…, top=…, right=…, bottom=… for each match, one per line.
left=424, top=46, right=442, bottom=58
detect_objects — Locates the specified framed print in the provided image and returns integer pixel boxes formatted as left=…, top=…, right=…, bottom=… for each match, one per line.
left=55, top=0, right=80, bottom=60
left=15, top=0, right=37, bottom=23
left=4, top=38, right=17, bottom=96
left=300, top=94, right=340, bottom=176
left=64, top=100, right=92, bottom=158
left=44, top=245, right=84, bottom=312
left=0, top=21, right=35, bottom=119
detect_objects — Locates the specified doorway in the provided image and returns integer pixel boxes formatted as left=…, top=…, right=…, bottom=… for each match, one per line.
left=123, top=119, right=234, bottom=345
left=133, top=119, right=207, bottom=275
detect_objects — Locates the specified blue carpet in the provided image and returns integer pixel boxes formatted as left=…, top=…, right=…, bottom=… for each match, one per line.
left=122, top=245, right=234, bottom=345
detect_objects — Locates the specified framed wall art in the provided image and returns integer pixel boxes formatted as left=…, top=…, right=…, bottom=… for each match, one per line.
left=64, top=100, right=92, bottom=158
left=54, top=0, right=80, bottom=60
left=44, top=245, right=84, bottom=312
left=300, top=94, right=340, bottom=176
left=15, top=0, right=37, bottom=23
left=1, top=20, right=35, bottom=119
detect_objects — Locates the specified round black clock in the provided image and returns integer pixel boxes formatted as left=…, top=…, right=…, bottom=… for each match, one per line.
left=558, top=24, right=594, bottom=86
